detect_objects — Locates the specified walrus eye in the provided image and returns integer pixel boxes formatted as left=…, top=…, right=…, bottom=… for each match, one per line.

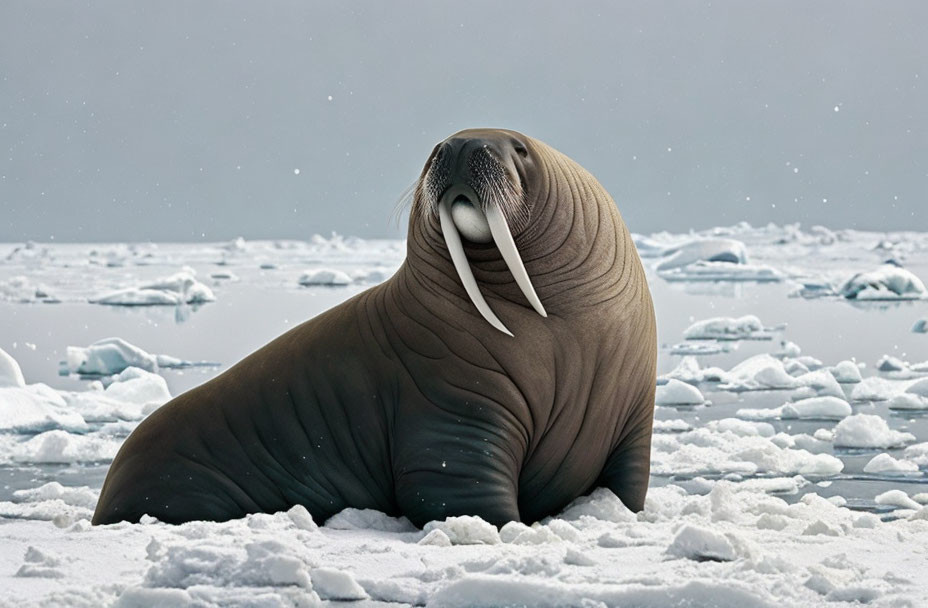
left=513, top=144, right=528, bottom=158
left=438, top=196, right=547, bottom=336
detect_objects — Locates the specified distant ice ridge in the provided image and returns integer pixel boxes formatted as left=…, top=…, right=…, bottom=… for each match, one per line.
left=63, top=337, right=218, bottom=376
left=653, top=238, right=783, bottom=282
left=91, top=267, right=215, bottom=306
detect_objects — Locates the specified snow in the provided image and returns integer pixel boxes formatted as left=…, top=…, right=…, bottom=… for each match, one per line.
left=837, top=264, right=928, bottom=300
left=682, top=315, right=777, bottom=341
left=655, top=378, right=706, bottom=405
left=92, top=268, right=216, bottom=306
left=298, top=268, right=353, bottom=286
left=832, top=414, right=916, bottom=449
left=10, top=480, right=926, bottom=605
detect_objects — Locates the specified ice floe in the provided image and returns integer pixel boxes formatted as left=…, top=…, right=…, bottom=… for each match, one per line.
left=91, top=268, right=215, bottom=306
left=736, top=396, right=852, bottom=421
left=63, top=337, right=217, bottom=376
left=654, top=238, right=782, bottom=282
left=682, top=315, right=780, bottom=341
left=0, top=346, right=26, bottom=387
left=655, top=379, right=706, bottom=406
left=297, top=268, right=353, bottom=286
left=863, top=453, right=919, bottom=475
left=0, top=275, right=58, bottom=303
left=838, top=264, right=928, bottom=300
left=832, top=414, right=916, bottom=450
left=829, top=360, right=863, bottom=383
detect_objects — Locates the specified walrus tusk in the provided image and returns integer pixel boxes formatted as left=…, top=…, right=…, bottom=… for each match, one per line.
left=485, top=200, right=547, bottom=318
left=439, top=197, right=514, bottom=336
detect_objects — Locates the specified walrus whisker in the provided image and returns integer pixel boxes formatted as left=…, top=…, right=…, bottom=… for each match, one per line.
left=485, top=199, right=547, bottom=318
left=389, top=179, right=419, bottom=228
left=438, top=197, right=513, bottom=336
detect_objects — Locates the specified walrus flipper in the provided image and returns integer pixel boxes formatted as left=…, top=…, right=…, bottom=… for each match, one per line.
left=392, top=405, right=523, bottom=527
left=595, top=403, right=654, bottom=513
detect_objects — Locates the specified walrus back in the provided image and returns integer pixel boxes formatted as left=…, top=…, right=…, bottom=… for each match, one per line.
left=93, top=288, right=398, bottom=525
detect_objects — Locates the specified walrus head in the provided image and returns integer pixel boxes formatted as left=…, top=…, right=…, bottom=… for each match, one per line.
left=408, top=128, right=635, bottom=338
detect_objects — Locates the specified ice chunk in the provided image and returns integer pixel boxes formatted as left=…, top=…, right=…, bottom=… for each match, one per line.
left=422, top=516, right=501, bottom=545
left=298, top=269, right=352, bottom=286
left=665, top=525, right=736, bottom=562
left=0, top=346, right=26, bottom=387
left=655, top=379, right=705, bottom=406
left=558, top=487, right=637, bottom=523
left=721, top=354, right=798, bottom=390
left=0, top=383, right=88, bottom=433
left=838, top=265, right=928, bottom=300
left=418, top=529, right=452, bottom=546
left=660, top=356, right=727, bottom=384
left=905, top=443, right=928, bottom=467
left=92, top=268, right=215, bottom=306
left=65, top=339, right=218, bottom=376
left=656, top=238, right=748, bottom=271
left=829, top=360, right=862, bottom=383
left=12, top=430, right=122, bottom=464
left=906, top=377, right=928, bottom=398
left=874, top=490, right=921, bottom=510
left=324, top=508, right=415, bottom=532
left=876, top=355, right=908, bottom=372
left=888, top=393, right=928, bottom=410
left=863, top=453, right=918, bottom=475
left=667, top=341, right=733, bottom=355
left=832, top=414, right=915, bottom=449
left=849, top=376, right=900, bottom=401
left=737, top=396, right=851, bottom=421
left=311, top=568, right=368, bottom=601
left=682, top=315, right=777, bottom=341
left=914, top=318, right=928, bottom=333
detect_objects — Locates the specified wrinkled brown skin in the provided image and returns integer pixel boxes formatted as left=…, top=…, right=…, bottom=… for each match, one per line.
left=92, top=129, right=657, bottom=527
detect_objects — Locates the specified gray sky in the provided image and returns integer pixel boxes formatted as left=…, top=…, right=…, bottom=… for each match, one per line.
left=1, top=1, right=925, bottom=242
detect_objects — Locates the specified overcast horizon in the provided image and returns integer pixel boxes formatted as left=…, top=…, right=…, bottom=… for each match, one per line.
left=1, top=1, right=926, bottom=243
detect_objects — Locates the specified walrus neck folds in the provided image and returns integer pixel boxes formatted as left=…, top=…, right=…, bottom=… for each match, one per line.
left=404, top=138, right=640, bottom=331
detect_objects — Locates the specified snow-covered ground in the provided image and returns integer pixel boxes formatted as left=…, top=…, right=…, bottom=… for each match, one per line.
left=2, top=224, right=928, bottom=607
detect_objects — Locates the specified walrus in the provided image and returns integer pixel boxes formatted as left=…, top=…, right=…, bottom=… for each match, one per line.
left=93, top=128, right=657, bottom=527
